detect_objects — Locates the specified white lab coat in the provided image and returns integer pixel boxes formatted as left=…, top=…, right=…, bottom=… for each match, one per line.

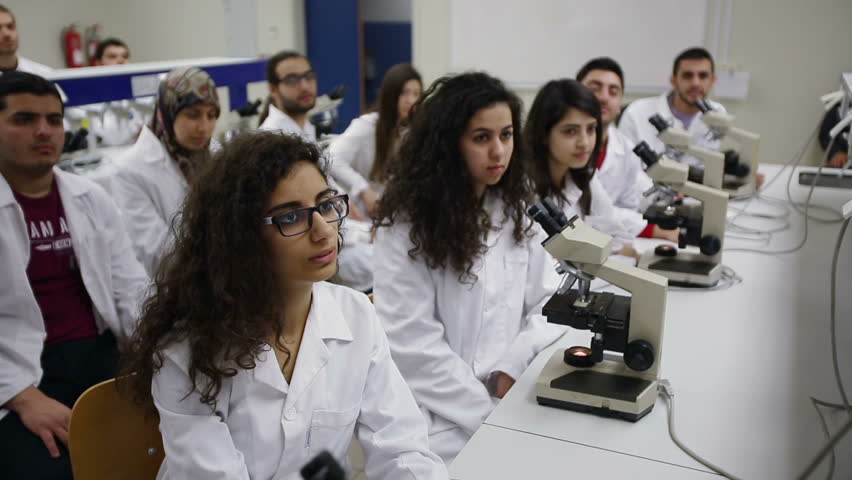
left=112, top=126, right=187, bottom=277
left=558, top=175, right=633, bottom=252
left=259, top=104, right=317, bottom=142
left=596, top=126, right=651, bottom=237
left=372, top=194, right=566, bottom=462
left=6, top=57, right=69, bottom=104
left=15, top=56, right=54, bottom=77
left=153, top=282, right=447, bottom=480
left=328, top=112, right=379, bottom=201
left=0, top=168, right=149, bottom=420
left=618, top=92, right=726, bottom=168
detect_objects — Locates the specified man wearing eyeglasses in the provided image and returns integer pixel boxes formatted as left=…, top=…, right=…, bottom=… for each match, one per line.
left=259, top=50, right=318, bottom=141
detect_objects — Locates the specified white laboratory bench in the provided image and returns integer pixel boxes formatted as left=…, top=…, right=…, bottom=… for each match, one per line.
left=449, top=164, right=852, bottom=479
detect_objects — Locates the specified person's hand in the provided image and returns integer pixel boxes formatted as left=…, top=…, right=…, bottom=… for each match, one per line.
left=348, top=198, right=367, bottom=222
left=494, top=372, right=516, bottom=399
left=652, top=225, right=680, bottom=242
left=828, top=151, right=849, bottom=169
left=360, top=188, right=380, bottom=216
left=616, top=244, right=640, bottom=260
left=5, top=386, right=71, bottom=458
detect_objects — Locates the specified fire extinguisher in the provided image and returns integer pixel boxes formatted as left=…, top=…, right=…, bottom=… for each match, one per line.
left=85, top=24, right=101, bottom=66
left=61, top=24, right=85, bottom=68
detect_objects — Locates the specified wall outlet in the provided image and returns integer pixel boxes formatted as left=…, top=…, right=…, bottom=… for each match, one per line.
left=714, top=70, right=750, bottom=100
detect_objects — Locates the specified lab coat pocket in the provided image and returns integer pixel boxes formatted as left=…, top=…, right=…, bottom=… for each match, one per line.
left=503, top=249, right=529, bottom=309
left=307, top=403, right=361, bottom=457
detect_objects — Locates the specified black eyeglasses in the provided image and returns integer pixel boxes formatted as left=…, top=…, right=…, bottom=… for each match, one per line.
left=261, top=194, right=349, bottom=237
left=278, top=71, right=318, bottom=86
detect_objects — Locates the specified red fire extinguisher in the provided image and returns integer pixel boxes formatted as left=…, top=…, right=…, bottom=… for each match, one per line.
left=61, top=24, right=85, bottom=68
left=85, top=24, right=101, bottom=66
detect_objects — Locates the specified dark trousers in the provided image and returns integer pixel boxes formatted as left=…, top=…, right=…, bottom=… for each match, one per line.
left=0, top=332, right=118, bottom=480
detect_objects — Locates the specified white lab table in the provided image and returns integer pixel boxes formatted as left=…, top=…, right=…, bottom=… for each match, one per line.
left=450, top=165, right=852, bottom=479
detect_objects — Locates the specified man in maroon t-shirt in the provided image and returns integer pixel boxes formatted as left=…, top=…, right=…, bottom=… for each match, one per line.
left=0, top=72, right=148, bottom=479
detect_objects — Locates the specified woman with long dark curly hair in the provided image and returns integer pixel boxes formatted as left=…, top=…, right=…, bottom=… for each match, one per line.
left=372, top=72, right=565, bottom=463
left=524, top=78, right=635, bottom=256
left=120, top=131, right=447, bottom=479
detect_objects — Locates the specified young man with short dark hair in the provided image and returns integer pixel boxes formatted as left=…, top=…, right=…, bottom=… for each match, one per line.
left=0, top=4, right=52, bottom=76
left=0, top=71, right=148, bottom=479
left=259, top=50, right=318, bottom=141
left=93, top=37, right=130, bottom=66
left=618, top=47, right=723, bottom=169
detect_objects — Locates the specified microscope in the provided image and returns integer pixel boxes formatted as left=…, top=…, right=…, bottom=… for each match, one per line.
left=648, top=113, right=727, bottom=190
left=528, top=200, right=668, bottom=422
left=633, top=141, right=730, bottom=287
left=309, top=85, right=347, bottom=140
left=695, top=99, right=761, bottom=198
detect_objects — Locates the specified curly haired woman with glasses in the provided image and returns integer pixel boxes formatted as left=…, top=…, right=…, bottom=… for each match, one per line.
left=121, top=131, right=447, bottom=479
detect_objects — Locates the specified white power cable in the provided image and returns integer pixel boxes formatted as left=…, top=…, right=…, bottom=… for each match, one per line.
left=829, top=218, right=851, bottom=411
left=726, top=134, right=840, bottom=255
left=658, top=380, right=742, bottom=479
left=661, top=379, right=852, bottom=480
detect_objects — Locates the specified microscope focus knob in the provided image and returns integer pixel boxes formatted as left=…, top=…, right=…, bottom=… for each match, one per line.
left=724, top=150, right=750, bottom=177
left=624, top=340, right=655, bottom=372
left=699, top=235, right=722, bottom=256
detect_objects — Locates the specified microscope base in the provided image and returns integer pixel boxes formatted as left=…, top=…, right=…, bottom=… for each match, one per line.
left=638, top=250, right=721, bottom=287
left=536, top=351, right=657, bottom=422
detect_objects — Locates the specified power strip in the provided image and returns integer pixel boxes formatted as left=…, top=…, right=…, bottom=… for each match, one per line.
left=798, top=167, right=852, bottom=189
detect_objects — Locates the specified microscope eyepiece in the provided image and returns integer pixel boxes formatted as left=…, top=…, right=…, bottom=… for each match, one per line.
left=648, top=114, right=670, bottom=133
left=633, top=141, right=660, bottom=167
left=542, top=198, right=570, bottom=228
left=527, top=203, right=563, bottom=237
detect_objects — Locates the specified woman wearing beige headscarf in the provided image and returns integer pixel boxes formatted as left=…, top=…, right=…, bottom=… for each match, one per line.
left=113, top=66, right=220, bottom=276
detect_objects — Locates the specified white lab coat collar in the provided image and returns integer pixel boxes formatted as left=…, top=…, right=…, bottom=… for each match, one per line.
left=16, top=57, right=54, bottom=77
left=0, top=165, right=94, bottom=207
left=560, top=176, right=584, bottom=209
left=132, top=126, right=187, bottom=184
left=136, top=126, right=170, bottom=163
left=254, top=283, right=354, bottom=401
left=599, top=125, right=629, bottom=175
left=261, top=104, right=317, bottom=142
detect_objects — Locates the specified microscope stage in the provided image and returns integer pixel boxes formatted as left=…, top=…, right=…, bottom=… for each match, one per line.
left=639, top=251, right=721, bottom=287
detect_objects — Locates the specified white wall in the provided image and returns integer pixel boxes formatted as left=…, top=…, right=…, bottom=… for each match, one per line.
left=413, top=0, right=852, bottom=166
left=3, top=0, right=304, bottom=67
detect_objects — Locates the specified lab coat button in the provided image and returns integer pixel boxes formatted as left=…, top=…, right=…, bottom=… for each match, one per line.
left=285, top=408, right=296, bottom=420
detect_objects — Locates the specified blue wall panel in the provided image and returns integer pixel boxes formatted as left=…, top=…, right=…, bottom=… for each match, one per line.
left=305, top=0, right=363, bottom=134
left=363, top=22, right=412, bottom=106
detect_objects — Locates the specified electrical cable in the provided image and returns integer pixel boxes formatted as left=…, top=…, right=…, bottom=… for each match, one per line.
left=808, top=397, right=836, bottom=480
left=658, top=380, right=742, bottom=479
left=796, top=415, right=852, bottom=480
left=666, top=264, right=741, bottom=292
left=725, top=125, right=818, bottom=229
left=661, top=380, right=852, bottom=480
left=796, top=217, right=851, bottom=479
left=829, top=218, right=850, bottom=411
left=725, top=135, right=838, bottom=255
